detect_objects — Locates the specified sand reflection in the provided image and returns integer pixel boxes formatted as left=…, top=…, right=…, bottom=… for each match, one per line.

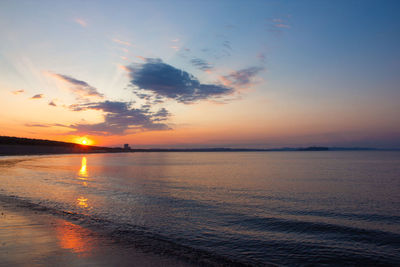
left=56, top=220, right=95, bottom=256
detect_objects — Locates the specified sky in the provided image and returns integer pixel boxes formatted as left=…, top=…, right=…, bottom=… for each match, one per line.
left=0, top=0, right=399, bottom=148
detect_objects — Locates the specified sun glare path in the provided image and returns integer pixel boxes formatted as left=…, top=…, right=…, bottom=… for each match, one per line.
left=79, top=157, right=88, bottom=178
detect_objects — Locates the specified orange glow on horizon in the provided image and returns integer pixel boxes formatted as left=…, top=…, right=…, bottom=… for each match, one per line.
left=72, top=136, right=95, bottom=146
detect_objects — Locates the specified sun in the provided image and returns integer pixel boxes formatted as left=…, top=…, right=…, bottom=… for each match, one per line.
left=72, top=136, right=94, bottom=146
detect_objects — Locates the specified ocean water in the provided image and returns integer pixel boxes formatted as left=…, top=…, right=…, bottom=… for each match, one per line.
left=0, top=151, right=399, bottom=265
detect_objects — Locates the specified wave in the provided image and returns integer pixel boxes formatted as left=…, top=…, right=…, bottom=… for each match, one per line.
left=229, top=214, right=400, bottom=247
left=1, top=190, right=399, bottom=266
left=283, top=209, right=400, bottom=224
left=0, top=193, right=260, bottom=266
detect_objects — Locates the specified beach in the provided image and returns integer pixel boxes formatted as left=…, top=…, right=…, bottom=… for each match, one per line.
left=0, top=199, right=192, bottom=267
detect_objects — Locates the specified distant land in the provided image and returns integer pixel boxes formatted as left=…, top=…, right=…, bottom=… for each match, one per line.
left=0, top=136, right=124, bottom=156
left=0, top=135, right=395, bottom=156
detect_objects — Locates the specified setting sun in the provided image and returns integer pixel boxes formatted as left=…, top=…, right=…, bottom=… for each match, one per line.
left=73, top=137, right=94, bottom=146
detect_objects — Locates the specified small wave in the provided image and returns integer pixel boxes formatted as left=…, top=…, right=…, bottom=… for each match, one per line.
left=0, top=193, right=263, bottom=266
left=284, top=209, right=400, bottom=224
left=229, top=214, right=400, bottom=247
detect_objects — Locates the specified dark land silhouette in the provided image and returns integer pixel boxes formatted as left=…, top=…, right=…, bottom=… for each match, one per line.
left=0, top=136, right=382, bottom=156
left=0, top=136, right=126, bottom=156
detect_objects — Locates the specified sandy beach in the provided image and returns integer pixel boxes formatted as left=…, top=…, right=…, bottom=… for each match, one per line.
left=0, top=200, right=191, bottom=267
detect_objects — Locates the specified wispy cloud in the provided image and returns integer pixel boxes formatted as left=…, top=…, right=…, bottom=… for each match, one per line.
left=30, top=94, right=44, bottom=99
left=48, top=73, right=103, bottom=99
left=74, top=18, right=87, bottom=27
left=11, top=89, right=24, bottom=95
left=112, top=38, right=132, bottom=46
left=25, top=123, right=69, bottom=128
left=190, top=58, right=213, bottom=71
left=25, top=123, right=50, bottom=127
left=257, top=52, right=266, bottom=64
left=268, top=17, right=291, bottom=33
left=220, top=67, right=264, bottom=88
left=120, top=47, right=129, bottom=53
left=126, top=58, right=233, bottom=104
left=222, top=40, right=232, bottom=50
left=275, top=23, right=290, bottom=29
left=118, top=64, right=130, bottom=72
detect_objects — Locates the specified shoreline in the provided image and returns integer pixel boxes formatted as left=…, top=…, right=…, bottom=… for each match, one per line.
left=0, top=194, right=252, bottom=266
left=0, top=198, right=193, bottom=267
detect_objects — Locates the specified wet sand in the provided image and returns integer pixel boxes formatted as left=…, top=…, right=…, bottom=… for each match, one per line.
left=0, top=201, right=192, bottom=267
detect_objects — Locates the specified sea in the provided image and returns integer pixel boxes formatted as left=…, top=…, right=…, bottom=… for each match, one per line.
left=0, top=151, right=399, bottom=265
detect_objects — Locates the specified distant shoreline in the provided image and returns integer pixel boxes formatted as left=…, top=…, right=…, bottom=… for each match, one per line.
left=1, top=135, right=397, bottom=157
left=1, top=144, right=396, bottom=158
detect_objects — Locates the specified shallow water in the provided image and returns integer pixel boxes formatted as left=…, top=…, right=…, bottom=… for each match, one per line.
left=0, top=151, right=399, bottom=265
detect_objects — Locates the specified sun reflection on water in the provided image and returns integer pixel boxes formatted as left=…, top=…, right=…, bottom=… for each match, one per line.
left=77, top=157, right=90, bottom=209
left=56, top=220, right=95, bottom=256
left=77, top=197, right=88, bottom=208
left=78, top=157, right=88, bottom=179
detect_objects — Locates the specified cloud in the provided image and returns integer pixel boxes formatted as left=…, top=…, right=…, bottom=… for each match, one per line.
left=11, top=89, right=24, bottom=95
left=25, top=123, right=50, bottom=127
left=49, top=73, right=103, bottom=99
left=68, top=100, right=170, bottom=135
left=136, top=55, right=146, bottom=61
left=257, top=53, right=266, bottom=64
left=275, top=23, right=290, bottom=29
left=25, top=123, right=69, bottom=128
left=30, top=94, right=44, bottom=99
left=48, top=100, right=57, bottom=107
left=222, top=40, right=231, bottom=50
left=268, top=18, right=291, bottom=33
left=221, top=67, right=264, bottom=87
left=126, top=58, right=233, bottom=103
left=112, top=38, right=132, bottom=46
left=190, top=58, right=213, bottom=71
left=69, top=101, right=129, bottom=112
left=74, top=18, right=87, bottom=27
left=118, top=64, right=130, bottom=72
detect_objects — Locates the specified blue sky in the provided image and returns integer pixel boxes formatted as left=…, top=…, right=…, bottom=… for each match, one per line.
left=0, top=0, right=399, bottom=148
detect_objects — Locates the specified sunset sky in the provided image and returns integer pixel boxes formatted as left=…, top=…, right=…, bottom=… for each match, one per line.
left=1, top=0, right=399, bottom=148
